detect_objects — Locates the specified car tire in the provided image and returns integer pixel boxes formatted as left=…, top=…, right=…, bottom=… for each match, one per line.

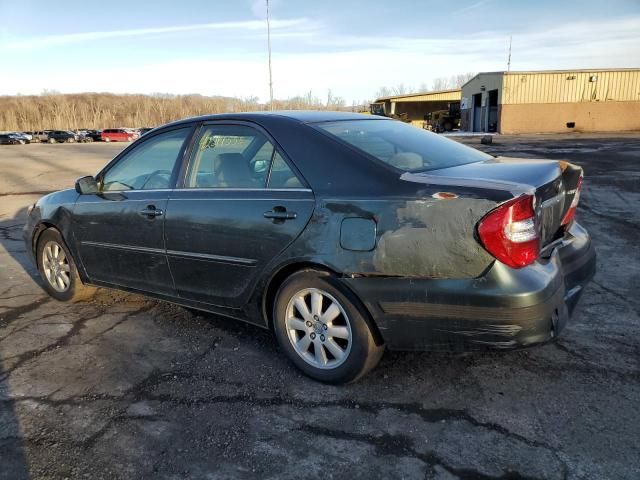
left=273, top=269, right=384, bottom=384
left=104, top=137, right=110, bottom=142
left=48, top=138, right=56, bottom=144
left=36, top=228, right=96, bottom=302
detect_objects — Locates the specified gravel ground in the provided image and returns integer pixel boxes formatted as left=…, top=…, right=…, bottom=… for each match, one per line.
left=0, top=135, right=639, bottom=479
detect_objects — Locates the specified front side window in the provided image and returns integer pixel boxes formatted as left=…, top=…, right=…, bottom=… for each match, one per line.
left=101, top=128, right=190, bottom=191
left=185, top=125, right=302, bottom=189
left=316, top=119, right=492, bottom=172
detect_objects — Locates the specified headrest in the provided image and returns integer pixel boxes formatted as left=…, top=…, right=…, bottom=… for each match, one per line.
left=388, top=152, right=423, bottom=170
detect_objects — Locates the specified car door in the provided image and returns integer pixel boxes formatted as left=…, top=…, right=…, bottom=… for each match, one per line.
left=164, top=122, right=315, bottom=308
left=71, top=126, right=194, bottom=295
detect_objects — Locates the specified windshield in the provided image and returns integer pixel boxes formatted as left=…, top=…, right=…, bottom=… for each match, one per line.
left=316, top=119, right=492, bottom=172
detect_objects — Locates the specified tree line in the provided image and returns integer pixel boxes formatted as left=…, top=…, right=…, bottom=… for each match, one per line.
left=374, top=73, right=476, bottom=99
left=0, top=90, right=359, bottom=131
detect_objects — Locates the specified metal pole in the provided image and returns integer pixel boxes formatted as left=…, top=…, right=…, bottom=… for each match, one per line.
left=266, top=0, right=274, bottom=110
left=507, top=35, right=512, bottom=72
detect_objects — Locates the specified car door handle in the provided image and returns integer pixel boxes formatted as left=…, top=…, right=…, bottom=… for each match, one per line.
left=264, top=208, right=297, bottom=221
left=139, top=206, right=164, bottom=218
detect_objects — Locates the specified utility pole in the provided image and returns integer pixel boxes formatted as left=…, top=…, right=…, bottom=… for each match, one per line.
left=266, top=0, right=274, bottom=110
left=507, top=35, right=512, bottom=72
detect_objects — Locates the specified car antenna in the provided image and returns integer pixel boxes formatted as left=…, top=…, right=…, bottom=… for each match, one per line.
left=266, top=0, right=274, bottom=111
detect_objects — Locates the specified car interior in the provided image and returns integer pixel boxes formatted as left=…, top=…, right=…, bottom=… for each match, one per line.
left=188, top=131, right=302, bottom=189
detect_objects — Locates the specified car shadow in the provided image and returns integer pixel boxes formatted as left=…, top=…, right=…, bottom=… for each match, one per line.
left=0, top=206, right=34, bottom=479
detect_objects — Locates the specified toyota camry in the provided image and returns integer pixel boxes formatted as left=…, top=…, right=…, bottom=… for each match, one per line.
left=24, top=111, right=596, bottom=383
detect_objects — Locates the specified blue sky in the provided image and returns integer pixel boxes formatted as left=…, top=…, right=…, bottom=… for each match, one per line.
left=1, top=0, right=639, bottom=102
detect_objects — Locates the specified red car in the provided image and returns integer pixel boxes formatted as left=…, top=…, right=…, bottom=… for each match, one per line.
left=101, top=128, right=139, bottom=142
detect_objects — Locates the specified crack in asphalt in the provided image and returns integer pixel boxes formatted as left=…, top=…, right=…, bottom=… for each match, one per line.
left=0, top=224, right=25, bottom=242
left=0, top=303, right=156, bottom=380
left=71, top=390, right=558, bottom=455
left=298, top=424, right=547, bottom=480
left=0, top=297, right=50, bottom=328
left=591, top=280, right=639, bottom=314
left=2, top=388, right=563, bottom=478
left=578, top=202, right=639, bottom=230
left=0, top=310, right=101, bottom=381
left=0, top=312, right=75, bottom=343
left=552, top=341, right=589, bottom=362
left=79, top=334, right=224, bottom=450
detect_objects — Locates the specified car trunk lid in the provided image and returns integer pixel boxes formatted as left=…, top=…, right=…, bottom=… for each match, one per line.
left=415, top=156, right=583, bottom=246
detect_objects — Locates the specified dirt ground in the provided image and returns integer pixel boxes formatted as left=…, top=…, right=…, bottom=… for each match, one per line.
left=1, top=135, right=639, bottom=479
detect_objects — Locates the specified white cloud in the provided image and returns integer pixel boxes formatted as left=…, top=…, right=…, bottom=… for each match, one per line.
left=451, top=0, right=494, bottom=15
left=1, top=15, right=639, bottom=102
left=2, top=18, right=308, bottom=50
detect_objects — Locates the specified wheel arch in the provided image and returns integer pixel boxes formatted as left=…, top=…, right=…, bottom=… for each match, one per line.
left=32, top=222, right=84, bottom=279
left=31, top=221, right=58, bottom=257
left=262, top=261, right=384, bottom=346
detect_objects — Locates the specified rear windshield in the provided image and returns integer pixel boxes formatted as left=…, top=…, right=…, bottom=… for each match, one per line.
left=316, top=119, right=491, bottom=172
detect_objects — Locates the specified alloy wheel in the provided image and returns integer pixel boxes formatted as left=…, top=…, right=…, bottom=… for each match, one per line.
left=41, top=240, right=71, bottom=292
left=285, top=288, right=352, bottom=369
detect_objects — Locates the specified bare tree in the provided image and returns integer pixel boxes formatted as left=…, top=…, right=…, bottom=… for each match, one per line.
left=0, top=92, right=356, bottom=131
left=375, top=86, right=392, bottom=99
left=391, top=84, right=409, bottom=95
left=432, top=72, right=476, bottom=90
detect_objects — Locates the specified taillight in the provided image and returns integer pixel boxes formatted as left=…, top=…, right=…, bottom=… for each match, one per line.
left=477, top=194, right=540, bottom=269
left=561, top=175, right=583, bottom=226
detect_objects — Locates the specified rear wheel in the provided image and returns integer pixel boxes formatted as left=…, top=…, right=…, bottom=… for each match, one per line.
left=36, top=228, right=95, bottom=302
left=273, top=270, right=384, bottom=384
left=48, top=138, right=56, bottom=144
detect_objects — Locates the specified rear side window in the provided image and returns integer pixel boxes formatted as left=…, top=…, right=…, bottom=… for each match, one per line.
left=268, top=152, right=302, bottom=188
left=316, top=119, right=491, bottom=172
left=185, top=125, right=302, bottom=189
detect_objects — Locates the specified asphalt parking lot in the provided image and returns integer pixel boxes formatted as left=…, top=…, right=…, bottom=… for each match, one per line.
left=1, top=135, right=639, bottom=479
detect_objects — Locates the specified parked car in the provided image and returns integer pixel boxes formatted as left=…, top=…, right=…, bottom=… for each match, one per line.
left=75, top=130, right=94, bottom=143
left=101, top=128, right=139, bottom=142
left=83, top=129, right=103, bottom=142
left=8, top=132, right=30, bottom=144
left=0, top=134, right=22, bottom=145
left=138, top=127, right=154, bottom=136
left=23, top=112, right=596, bottom=383
left=26, top=131, right=52, bottom=143
left=48, top=130, right=79, bottom=143
left=18, top=132, right=33, bottom=142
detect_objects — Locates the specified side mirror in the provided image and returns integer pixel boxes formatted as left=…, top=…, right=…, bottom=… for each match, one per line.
left=75, top=176, right=99, bottom=194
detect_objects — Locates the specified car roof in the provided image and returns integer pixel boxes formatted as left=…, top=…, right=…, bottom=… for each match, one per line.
left=163, top=110, right=387, bottom=129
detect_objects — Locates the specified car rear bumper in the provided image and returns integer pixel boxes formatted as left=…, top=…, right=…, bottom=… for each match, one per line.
left=342, top=222, right=596, bottom=351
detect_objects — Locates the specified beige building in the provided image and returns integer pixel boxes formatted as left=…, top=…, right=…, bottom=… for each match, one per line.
left=460, top=68, right=640, bottom=134
left=371, top=89, right=461, bottom=128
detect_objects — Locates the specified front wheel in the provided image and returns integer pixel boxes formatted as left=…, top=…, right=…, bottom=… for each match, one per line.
left=273, top=270, right=384, bottom=384
left=36, top=228, right=96, bottom=302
